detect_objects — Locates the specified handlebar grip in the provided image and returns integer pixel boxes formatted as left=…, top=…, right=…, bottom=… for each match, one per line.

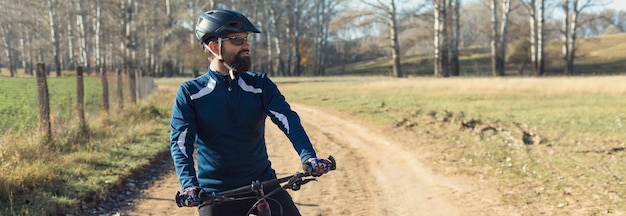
left=175, top=191, right=183, bottom=207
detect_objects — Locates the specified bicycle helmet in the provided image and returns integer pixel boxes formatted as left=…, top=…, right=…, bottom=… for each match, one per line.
left=195, top=9, right=261, bottom=44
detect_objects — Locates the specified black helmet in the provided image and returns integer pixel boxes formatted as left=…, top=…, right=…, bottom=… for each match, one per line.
left=195, top=9, right=261, bottom=44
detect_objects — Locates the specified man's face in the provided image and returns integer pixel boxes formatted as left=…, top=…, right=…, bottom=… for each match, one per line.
left=221, top=32, right=252, bottom=72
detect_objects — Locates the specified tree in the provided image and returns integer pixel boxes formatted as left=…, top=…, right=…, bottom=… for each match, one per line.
left=450, top=0, right=461, bottom=76
left=47, top=0, right=62, bottom=77
left=490, top=0, right=511, bottom=76
left=433, top=0, right=461, bottom=77
left=433, top=0, right=448, bottom=77
left=561, top=0, right=609, bottom=75
left=313, top=0, right=342, bottom=76
left=520, top=0, right=545, bottom=76
left=361, top=0, right=403, bottom=78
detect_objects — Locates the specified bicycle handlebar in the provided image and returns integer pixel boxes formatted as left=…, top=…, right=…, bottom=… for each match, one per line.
left=175, top=155, right=336, bottom=205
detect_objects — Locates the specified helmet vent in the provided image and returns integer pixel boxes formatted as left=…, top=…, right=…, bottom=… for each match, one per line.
left=228, top=21, right=242, bottom=28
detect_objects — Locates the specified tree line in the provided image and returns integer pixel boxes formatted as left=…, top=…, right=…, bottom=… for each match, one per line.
left=0, top=0, right=624, bottom=78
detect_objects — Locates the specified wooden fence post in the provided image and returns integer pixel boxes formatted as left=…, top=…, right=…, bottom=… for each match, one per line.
left=76, top=66, right=86, bottom=130
left=101, top=65, right=109, bottom=112
left=128, top=69, right=137, bottom=104
left=36, top=63, right=51, bottom=139
left=116, top=68, right=124, bottom=109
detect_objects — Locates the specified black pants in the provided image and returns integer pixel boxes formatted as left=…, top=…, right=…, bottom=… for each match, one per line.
left=197, top=184, right=301, bottom=216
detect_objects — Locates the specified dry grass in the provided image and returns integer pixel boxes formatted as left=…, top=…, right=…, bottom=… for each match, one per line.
left=0, top=86, right=173, bottom=215
left=364, top=75, right=626, bottom=94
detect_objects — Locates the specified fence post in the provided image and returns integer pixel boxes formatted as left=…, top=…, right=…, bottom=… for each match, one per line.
left=101, top=65, right=109, bottom=112
left=116, top=69, right=123, bottom=109
left=128, top=69, right=137, bottom=104
left=76, top=66, right=86, bottom=131
left=36, top=63, right=51, bottom=139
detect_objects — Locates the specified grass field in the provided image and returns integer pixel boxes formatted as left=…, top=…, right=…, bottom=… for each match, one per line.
left=272, top=75, right=626, bottom=214
left=0, top=77, right=103, bottom=132
left=0, top=76, right=166, bottom=215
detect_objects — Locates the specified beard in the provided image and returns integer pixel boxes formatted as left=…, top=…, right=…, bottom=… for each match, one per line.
left=225, top=50, right=252, bottom=72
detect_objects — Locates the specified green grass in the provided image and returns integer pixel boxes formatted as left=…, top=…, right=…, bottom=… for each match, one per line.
left=0, top=78, right=172, bottom=215
left=276, top=76, right=625, bottom=137
left=0, top=77, right=103, bottom=132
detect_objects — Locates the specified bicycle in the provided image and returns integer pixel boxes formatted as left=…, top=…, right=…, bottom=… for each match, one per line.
left=175, top=155, right=336, bottom=216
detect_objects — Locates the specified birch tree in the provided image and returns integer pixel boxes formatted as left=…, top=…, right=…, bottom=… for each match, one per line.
left=75, top=0, right=89, bottom=70
left=433, top=0, right=448, bottom=77
left=521, top=0, right=545, bottom=76
left=561, top=0, right=608, bottom=75
left=449, top=0, right=461, bottom=76
left=1, top=17, right=16, bottom=77
left=291, top=0, right=307, bottom=76
left=361, top=0, right=403, bottom=78
left=48, top=0, right=62, bottom=76
left=433, top=0, right=461, bottom=77
left=66, top=0, right=76, bottom=70
left=490, top=0, right=511, bottom=76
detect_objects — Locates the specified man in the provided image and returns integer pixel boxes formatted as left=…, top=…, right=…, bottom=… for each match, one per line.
left=169, top=9, right=334, bottom=215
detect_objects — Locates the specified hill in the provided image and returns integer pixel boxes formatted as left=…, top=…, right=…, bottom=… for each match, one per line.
left=326, top=33, right=626, bottom=76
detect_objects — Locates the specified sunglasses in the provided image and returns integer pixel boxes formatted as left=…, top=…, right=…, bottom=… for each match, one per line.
left=221, top=36, right=249, bottom=46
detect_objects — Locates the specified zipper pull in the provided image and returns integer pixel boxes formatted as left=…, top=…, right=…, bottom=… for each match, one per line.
left=227, top=69, right=235, bottom=91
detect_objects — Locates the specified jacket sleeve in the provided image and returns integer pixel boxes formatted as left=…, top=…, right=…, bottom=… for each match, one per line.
left=262, top=75, right=318, bottom=163
left=170, top=85, right=199, bottom=189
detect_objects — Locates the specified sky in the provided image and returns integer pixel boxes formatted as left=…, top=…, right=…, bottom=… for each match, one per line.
left=458, top=0, right=626, bottom=11
left=606, top=1, right=626, bottom=11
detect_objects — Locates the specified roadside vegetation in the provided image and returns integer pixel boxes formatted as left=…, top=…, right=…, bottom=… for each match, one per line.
left=0, top=76, right=173, bottom=215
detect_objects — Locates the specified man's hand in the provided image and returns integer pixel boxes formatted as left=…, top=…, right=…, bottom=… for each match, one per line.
left=176, top=186, right=203, bottom=207
left=303, top=157, right=334, bottom=177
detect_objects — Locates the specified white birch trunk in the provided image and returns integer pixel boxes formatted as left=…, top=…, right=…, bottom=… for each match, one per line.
left=389, top=0, right=402, bottom=77
left=433, top=0, right=442, bottom=76
left=562, top=0, right=570, bottom=65
left=498, top=0, right=511, bottom=75
left=76, top=0, right=88, bottom=68
left=527, top=0, right=537, bottom=74
left=94, top=0, right=101, bottom=74
left=67, top=0, right=75, bottom=69
left=490, top=0, right=499, bottom=76
left=537, top=0, right=545, bottom=75
left=48, top=0, right=62, bottom=76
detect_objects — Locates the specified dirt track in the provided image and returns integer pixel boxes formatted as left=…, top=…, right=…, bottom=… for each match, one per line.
left=120, top=103, right=517, bottom=216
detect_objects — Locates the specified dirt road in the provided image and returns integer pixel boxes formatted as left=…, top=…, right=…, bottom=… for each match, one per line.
left=120, top=104, right=516, bottom=216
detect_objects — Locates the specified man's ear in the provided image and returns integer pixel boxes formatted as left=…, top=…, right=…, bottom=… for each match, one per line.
left=206, top=41, right=219, bottom=57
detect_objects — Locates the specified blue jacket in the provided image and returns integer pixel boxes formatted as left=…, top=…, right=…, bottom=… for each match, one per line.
left=169, top=68, right=317, bottom=192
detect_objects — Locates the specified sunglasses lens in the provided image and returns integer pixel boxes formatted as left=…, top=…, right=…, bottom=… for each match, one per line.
left=229, top=36, right=246, bottom=46
left=234, top=37, right=245, bottom=45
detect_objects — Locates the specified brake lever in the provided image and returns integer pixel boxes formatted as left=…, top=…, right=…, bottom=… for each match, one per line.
left=301, top=178, right=317, bottom=185
left=328, top=155, right=337, bottom=170
left=174, top=191, right=183, bottom=207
